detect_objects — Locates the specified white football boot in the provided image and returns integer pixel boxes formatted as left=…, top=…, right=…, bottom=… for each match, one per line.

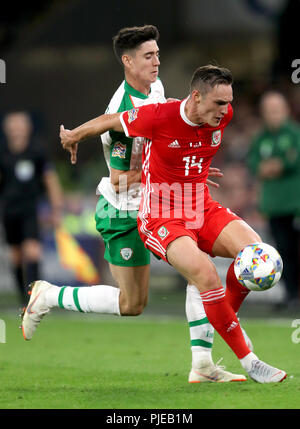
left=247, top=359, right=287, bottom=383
left=189, top=358, right=247, bottom=383
left=21, top=280, right=53, bottom=341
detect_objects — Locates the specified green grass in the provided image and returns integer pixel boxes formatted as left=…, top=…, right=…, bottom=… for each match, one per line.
left=0, top=311, right=299, bottom=409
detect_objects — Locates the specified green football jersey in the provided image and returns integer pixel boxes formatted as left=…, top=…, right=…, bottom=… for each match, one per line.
left=97, top=79, right=165, bottom=210
left=248, top=120, right=300, bottom=216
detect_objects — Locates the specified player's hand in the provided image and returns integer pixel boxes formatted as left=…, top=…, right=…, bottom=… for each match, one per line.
left=60, top=124, right=78, bottom=165
left=207, top=167, right=223, bottom=188
left=259, top=158, right=283, bottom=179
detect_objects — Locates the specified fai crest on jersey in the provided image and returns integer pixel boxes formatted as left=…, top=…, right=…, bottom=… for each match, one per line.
left=211, top=130, right=222, bottom=146
left=112, top=142, right=126, bottom=159
left=120, top=247, right=133, bottom=260
left=128, top=108, right=139, bottom=123
left=157, top=226, right=169, bottom=240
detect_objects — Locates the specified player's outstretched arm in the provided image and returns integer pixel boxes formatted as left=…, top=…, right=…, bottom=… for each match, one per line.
left=60, top=113, right=123, bottom=164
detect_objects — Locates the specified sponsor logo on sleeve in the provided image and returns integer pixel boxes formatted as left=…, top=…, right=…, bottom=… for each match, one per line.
left=128, top=108, right=139, bottom=123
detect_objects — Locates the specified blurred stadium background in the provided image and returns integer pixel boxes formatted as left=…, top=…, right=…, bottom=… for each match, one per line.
left=1, top=0, right=299, bottom=316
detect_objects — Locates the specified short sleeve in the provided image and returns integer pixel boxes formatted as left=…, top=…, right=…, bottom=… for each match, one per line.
left=120, top=103, right=156, bottom=140
left=109, top=133, right=133, bottom=171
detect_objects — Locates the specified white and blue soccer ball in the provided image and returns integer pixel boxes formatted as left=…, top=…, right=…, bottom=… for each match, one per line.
left=234, top=243, right=283, bottom=291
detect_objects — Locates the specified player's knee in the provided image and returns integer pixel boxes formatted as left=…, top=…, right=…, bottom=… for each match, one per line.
left=203, top=271, right=221, bottom=291
left=245, top=228, right=262, bottom=245
left=131, top=303, right=145, bottom=316
left=120, top=298, right=147, bottom=316
left=242, top=224, right=262, bottom=248
left=253, top=231, right=262, bottom=243
left=120, top=303, right=144, bottom=316
left=190, top=265, right=220, bottom=292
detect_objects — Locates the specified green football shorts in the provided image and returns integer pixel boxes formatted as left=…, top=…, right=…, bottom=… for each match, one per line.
left=95, top=195, right=150, bottom=267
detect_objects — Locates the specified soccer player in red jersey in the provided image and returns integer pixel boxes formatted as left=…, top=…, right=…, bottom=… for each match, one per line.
left=22, top=26, right=249, bottom=384
left=59, top=65, right=287, bottom=382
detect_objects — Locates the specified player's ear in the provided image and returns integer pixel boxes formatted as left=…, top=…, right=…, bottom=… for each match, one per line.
left=191, top=90, right=202, bottom=104
left=122, top=54, right=132, bottom=69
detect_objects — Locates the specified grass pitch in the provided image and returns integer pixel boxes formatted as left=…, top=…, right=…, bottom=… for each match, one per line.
left=0, top=311, right=299, bottom=410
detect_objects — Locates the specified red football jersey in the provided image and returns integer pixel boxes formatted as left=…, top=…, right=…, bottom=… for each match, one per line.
left=120, top=98, right=233, bottom=220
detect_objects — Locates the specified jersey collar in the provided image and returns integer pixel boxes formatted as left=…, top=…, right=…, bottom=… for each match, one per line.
left=180, top=97, right=199, bottom=127
left=124, top=80, right=149, bottom=100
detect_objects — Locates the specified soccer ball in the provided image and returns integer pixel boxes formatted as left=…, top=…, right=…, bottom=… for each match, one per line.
left=234, top=243, right=283, bottom=291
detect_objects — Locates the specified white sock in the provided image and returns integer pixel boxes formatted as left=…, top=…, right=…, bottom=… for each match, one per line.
left=192, top=351, right=213, bottom=368
left=186, top=284, right=214, bottom=365
left=239, top=352, right=259, bottom=372
left=45, top=285, right=121, bottom=315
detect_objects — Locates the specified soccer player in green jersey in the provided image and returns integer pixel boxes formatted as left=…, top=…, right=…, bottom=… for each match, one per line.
left=22, top=26, right=252, bottom=383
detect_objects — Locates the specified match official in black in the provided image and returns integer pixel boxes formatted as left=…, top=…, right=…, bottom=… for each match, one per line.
left=0, top=111, right=63, bottom=305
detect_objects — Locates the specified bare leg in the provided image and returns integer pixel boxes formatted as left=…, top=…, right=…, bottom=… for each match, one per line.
left=109, top=264, right=150, bottom=316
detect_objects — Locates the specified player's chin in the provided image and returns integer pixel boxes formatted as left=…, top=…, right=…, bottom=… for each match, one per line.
left=210, top=119, right=221, bottom=127
left=150, top=72, right=158, bottom=81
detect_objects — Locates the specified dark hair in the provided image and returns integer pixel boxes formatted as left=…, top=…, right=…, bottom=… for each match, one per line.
left=113, top=25, right=160, bottom=64
left=190, top=65, right=233, bottom=95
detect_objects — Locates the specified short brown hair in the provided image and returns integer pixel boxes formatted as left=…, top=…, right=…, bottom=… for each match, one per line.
left=113, top=25, right=160, bottom=64
left=190, top=65, right=233, bottom=95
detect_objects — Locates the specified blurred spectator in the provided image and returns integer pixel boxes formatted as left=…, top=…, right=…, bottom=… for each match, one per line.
left=248, top=91, right=300, bottom=308
left=211, top=162, right=253, bottom=217
left=0, top=111, right=63, bottom=305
